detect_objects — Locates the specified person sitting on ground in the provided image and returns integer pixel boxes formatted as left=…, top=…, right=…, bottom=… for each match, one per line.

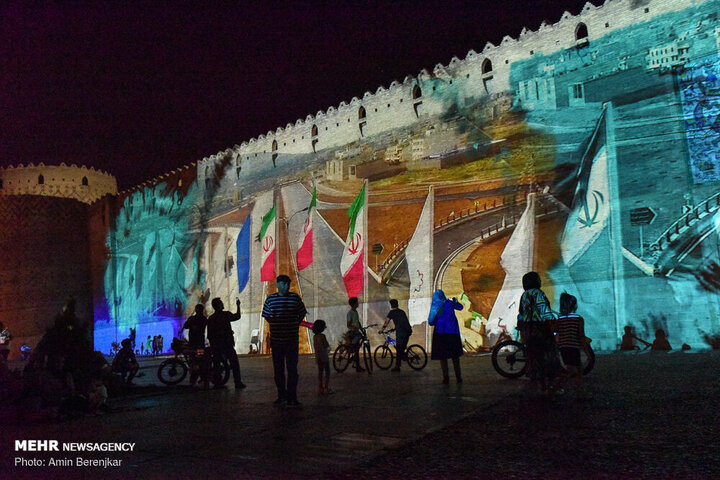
left=620, top=325, right=651, bottom=351
left=312, top=320, right=331, bottom=395
left=651, top=328, right=672, bottom=351
left=346, top=297, right=365, bottom=372
left=111, top=338, right=139, bottom=385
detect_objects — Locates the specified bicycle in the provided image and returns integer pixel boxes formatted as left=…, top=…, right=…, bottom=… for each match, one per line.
left=333, top=324, right=377, bottom=374
left=157, top=337, right=231, bottom=389
left=491, top=327, right=595, bottom=379
left=374, top=329, right=428, bottom=371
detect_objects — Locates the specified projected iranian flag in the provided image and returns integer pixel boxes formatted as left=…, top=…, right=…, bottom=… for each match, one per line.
left=260, top=204, right=276, bottom=282
left=341, top=184, right=366, bottom=298
left=296, top=187, right=316, bottom=271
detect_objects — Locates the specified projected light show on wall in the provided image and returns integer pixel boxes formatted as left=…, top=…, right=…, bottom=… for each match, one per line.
left=93, top=0, right=720, bottom=356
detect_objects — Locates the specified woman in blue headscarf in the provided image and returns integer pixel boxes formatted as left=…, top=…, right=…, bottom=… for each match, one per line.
left=428, top=289, right=463, bottom=384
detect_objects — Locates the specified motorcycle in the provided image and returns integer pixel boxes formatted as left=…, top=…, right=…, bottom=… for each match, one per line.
left=157, top=337, right=230, bottom=389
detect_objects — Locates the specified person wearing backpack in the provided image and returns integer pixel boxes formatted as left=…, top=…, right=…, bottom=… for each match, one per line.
left=517, top=272, right=557, bottom=392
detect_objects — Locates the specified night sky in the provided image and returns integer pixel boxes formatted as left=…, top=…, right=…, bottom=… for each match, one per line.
left=1, top=1, right=596, bottom=189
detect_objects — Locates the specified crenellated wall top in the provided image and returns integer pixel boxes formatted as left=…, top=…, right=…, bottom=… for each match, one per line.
left=0, top=162, right=118, bottom=204
left=129, top=0, right=704, bottom=190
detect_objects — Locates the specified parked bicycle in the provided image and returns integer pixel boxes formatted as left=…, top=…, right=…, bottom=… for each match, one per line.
left=374, top=329, right=428, bottom=370
left=491, top=328, right=595, bottom=379
left=333, top=324, right=377, bottom=374
left=157, top=337, right=230, bottom=389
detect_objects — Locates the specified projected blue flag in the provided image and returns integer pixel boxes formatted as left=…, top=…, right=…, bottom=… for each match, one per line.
left=237, top=215, right=251, bottom=293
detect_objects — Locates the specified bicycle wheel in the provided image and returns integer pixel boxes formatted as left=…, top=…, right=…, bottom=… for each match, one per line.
left=374, top=345, right=394, bottom=370
left=211, top=356, right=231, bottom=387
left=157, top=358, right=188, bottom=385
left=491, top=340, right=527, bottom=379
left=333, top=345, right=352, bottom=373
left=363, top=342, right=373, bottom=374
left=405, top=344, right=428, bottom=371
left=582, top=343, right=595, bottom=375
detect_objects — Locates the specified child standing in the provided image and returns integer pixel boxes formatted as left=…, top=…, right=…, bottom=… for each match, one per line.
left=312, top=320, right=331, bottom=395
left=551, top=293, right=589, bottom=400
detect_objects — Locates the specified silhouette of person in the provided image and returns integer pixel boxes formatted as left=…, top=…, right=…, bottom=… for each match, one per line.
left=181, top=304, right=207, bottom=349
left=112, top=338, right=139, bottom=385
left=429, top=289, right=463, bottom=384
left=207, top=297, right=245, bottom=389
left=346, top=297, right=364, bottom=372
left=0, top=320, right=11, bottom=361
left=381, top=299, right=412, bottom=371
left=312, top=320, right=331, bottom=395
left=550, top=293, right=589, bottom=400
left=129, top=327, right=136, bottom=351
left=651, top=329, right=672, bottom=351
left=262, top=275, right=308, bottom=406
left=620, top=325, right=650, bottom=351
left=517, top=272, right=556, bottom=391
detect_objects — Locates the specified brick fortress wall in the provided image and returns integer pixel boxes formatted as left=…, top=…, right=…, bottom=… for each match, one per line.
left=0, top=195, right=93, bottom=359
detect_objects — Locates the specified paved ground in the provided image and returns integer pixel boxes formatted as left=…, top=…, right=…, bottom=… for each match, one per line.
left=2, top=351, right=719, bottom=479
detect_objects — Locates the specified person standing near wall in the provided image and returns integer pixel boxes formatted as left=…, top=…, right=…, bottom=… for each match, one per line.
left=262, top=275, right=308, bottom=407
left=346, top=297, right=365, bottom=372
left=207, top=297, right=245, bottom=390
left=380, top=299, right=412, bottom=372
left=181, top=304, right=207, bottom=349
left=429, top=289, right=463, bottom=384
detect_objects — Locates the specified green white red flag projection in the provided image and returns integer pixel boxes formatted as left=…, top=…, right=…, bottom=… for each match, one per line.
left=341, top=184, right=366, bottom=298
left=260, top=203, right=277, bottom=282
left=405, top=186, right=434, bottom=327
left=296, top=187, right=316, bottom=271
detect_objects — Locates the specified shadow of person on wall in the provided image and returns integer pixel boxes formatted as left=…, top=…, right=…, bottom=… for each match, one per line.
left=651, top=328, right=672, bottom=352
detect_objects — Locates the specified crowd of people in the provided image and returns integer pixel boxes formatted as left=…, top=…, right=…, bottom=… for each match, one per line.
left=156, top=274, right=467, bottom=406
left=2, top=298, right=115, bottom=419
left=1, top=270, right=693, bottom=420
left=126, top=328, right=165, bottom=356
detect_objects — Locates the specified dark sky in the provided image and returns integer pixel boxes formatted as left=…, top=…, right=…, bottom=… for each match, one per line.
left=1, top=0, right=595, bottom=189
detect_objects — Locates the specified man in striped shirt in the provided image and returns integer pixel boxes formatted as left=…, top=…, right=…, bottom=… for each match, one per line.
left=262, top=275, right=307, bottom=407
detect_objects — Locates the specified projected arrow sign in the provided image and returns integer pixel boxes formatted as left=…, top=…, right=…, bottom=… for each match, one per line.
left=630, top=207, right=657, bottom=226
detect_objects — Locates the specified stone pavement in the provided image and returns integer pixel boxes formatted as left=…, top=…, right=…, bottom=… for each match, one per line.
left=3, top=351, right=719, bottom=479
